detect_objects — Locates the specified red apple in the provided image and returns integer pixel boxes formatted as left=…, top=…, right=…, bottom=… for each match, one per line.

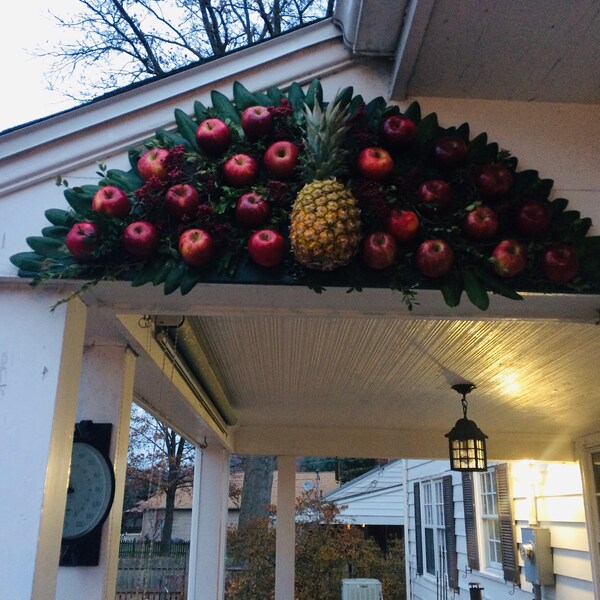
left=241, top=105, right=274, bottom=140
left=263, top=141, right=299, bottom=179
left=247, top=229, right=286, bottom=267
left=165, top=183, right=200, bottom=219
left=178, top=228, right=215, bottom=266
left=65, top=222, right=100, bottom=260
left=137, top=148, right=170, bottom=181
left=491, top=239, right=527, bottom=277
left=357, top=147, right=394, bottom=181
left=380, top=115, right=417, bottom=149
left=517, top=200, right=551, bottom=238
left=385, top=209, right=420, bottom=243
left=235, top=192, right=270, bottom=228
left=416, top=239, right=454, bottom=278
left=195, top=118, right=231, bottom=155
left=223, top=154, right=259, bottom=188
left=541, top=245, right=579, bottom=283
left=92, top=185, right=130, bottom=218
left=417, top=179, right=452, bottom=213
left=122, top=221, right=160, bottom=259
left=434, top=136, right=468, bottom=168
left=362, top=232, right=398, bottom=270
left=462, top=206, right=499, bottom=241
left=474, top=164, right=513, bottom=200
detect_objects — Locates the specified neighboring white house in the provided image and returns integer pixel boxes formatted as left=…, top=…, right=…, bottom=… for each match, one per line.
left=404, top=459, right=593, bottom=600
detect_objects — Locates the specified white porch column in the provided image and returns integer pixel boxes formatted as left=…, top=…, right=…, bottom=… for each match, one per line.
left=275, top=455, right=296, bottom=600
left=188, top=444, right=230, bottom=600
left=56, top=343, right=136, bottom=600
left=0, top=288, right=87, bottom=600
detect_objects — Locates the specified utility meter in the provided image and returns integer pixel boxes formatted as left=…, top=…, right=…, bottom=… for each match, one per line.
left=520, top=527, right=554, bottom=586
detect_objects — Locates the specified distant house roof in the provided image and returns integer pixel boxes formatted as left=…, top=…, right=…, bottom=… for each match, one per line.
left=325, top=460, right=404, bottom=526
left=134, top=470, right=338, bottom=512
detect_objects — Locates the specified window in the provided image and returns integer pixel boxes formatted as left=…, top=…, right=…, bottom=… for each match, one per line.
left=462, top=465, right=518, bottom=583
left=478, top=470, right=502, bottom=569
left=422, top=479, right=446, bottom=576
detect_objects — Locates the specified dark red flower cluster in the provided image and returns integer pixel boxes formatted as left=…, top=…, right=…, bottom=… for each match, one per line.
left=269, top=98, right=293, bottom=119
left=267, top=180, right=291, bottom=206
left=353, top=180, right=388, bottom=223
left=134, top=176, right=167, bottom=205
left=164, top=145, right=186, bottom=180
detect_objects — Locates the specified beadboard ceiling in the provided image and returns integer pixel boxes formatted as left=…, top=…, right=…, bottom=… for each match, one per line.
left=181, top=311, right=600, bottom=455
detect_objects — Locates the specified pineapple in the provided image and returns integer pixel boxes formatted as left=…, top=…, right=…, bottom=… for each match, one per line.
left=290, top=91, right=361, bottom=271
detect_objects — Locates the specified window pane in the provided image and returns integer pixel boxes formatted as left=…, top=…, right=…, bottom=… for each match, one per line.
left=425, top=527, right=435, bottom=575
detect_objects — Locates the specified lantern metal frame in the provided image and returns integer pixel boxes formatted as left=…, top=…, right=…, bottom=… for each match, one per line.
left=445, top=383, right=488, bottom=472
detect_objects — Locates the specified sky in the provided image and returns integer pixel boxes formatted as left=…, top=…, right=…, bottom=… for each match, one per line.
left=1, top=0, right=81, bottom=131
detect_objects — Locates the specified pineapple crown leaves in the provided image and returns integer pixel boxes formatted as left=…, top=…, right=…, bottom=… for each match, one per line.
left=301, top=89, right=353, bottom=181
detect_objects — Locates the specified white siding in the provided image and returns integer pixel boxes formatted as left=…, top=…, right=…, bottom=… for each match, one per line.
left=406, top=460, right=594, bottom=600
left=326, top=461, right=404, bottom=525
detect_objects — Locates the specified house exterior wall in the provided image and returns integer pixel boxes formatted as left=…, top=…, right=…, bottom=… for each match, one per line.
left=326, top=460, right=404, bottom=526
left=405, top=459, right=594, bottom=600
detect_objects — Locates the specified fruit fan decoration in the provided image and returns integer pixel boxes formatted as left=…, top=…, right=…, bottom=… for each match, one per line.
left=11, top=80, right=600, bottom=310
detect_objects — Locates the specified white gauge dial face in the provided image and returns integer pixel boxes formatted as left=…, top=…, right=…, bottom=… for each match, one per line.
left=62, top=442, right=114, bottom=540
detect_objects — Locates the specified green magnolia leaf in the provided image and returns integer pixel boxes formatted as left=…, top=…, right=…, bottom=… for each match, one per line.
left=416, top=112, right=439, bottom=144
left=211, top=90, right=242, bottom=128
left=233, top=81, right=259, bottom=110
left=156, top=128, right=190, bottom=150
left=335, top=87, right=354, bottom=111
left=287, top=82, right=306, bottom=113
left=365, top=96, right=387, bottom=133
left=535, top=178, right=554, bottom=199
left=194, top=100, right=209, bottom=123
left=473, top=266, right=523, bottom=300
left=103, top=169, right=144, bottom=193
left=163, top=263, right=185, bottom=295
left=549, top=197, right=569, bottom=215
left=174, top=108, right=200, bottom=152
left=45, top=208, right=72, bottom=227
left=64, top=188, right=94, bottom=216
left=456, top=122, right=470, bottom=140
left=128, top=148, right=143, bottom=175
left=403, top=101, right=421, bottom=124
left=10, top=251, right=47, bottom=272
left=440, top=275, right=463, bottom=307
left=266, top=86, right=284, bottom=105
left=152, top=259, right=176, bottom=286
left=42, top=225, right=70, bottom=239
left=180, top=269, right=202, bottom=295
left=462, top=269, right=489, bottom=311
left=553, top=209, right=582, bottom=232
left=304, top=79, right=323, bottom=110
left=513, top=169, right=540, bottom=193
left=348, top=94, right=365, bottom=119
left=466, top=132, right=492, bottom=162
left=26, top=236, right=69, bottom=259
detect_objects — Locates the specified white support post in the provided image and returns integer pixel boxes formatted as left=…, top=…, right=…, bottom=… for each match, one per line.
left=55, top=343, right=136, bottom=600
left=275, top=455, right=296, bottom=600
left=188, top=444, right=230, bottom=600
left=0, top=289, right=87, bottom=600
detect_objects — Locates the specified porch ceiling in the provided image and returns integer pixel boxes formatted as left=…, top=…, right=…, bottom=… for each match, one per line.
left=85, top=283, right=600, bottom=462
left=335, top=0, right=600, bottom=104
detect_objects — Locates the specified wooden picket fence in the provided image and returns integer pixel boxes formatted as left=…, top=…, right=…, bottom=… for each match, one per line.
left=116, top=541, right=189, bottom=600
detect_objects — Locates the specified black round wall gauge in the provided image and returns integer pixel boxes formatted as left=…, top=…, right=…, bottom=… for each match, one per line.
left=60, top=421, right=115, bottom=566
left=62, top=441, right=115, bottom=540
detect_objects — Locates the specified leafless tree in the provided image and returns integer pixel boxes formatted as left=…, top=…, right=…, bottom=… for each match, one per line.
left=41, top=0, right=332, bottom=100
left=127, top=404, right=194, bottom=555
